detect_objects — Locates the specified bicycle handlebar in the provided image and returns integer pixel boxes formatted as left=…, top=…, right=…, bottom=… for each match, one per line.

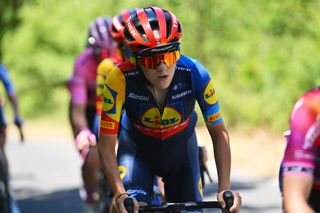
left=124, top=190, right=234, bottom=213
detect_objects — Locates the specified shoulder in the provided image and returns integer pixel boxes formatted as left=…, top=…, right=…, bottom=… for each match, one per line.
left=177, top=55, right=210, bottom=76
left=74, top=48, right=95, bottom=67
left=0, top=64, right=7, bottom=72
left=97, top=58, right=116, bottom=75
left=0, top=64, right=9, bottom=77
left=117, top=58, right=137, bottom=73
left=292, top=87, right=320, bottom=117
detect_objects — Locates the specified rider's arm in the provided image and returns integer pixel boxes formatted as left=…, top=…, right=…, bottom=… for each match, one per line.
left=98, top=66, right=126, bottom=195
left=206, top=122, right=231, bottom=192
left=283, top=175, right=314, bottom=213
left=0, top=65, right=23, bottom=125
left=7, top=92, right=22, bottom=122
left=192, top=61, right=241, bottom=212
left=70, top=103, right=89, bottom=135
left=68, top=51, right=91, bottom=136
left=98, top=133, right=126, bottom=195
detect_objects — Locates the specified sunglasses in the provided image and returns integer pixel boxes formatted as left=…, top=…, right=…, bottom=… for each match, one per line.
left=137, top=51, right=180, bottom=69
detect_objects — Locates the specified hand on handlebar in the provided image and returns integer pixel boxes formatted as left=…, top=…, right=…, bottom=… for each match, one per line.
left=74, top=128, right=96, bottom=161
left=111, top=193, right=139, bottom=213
left=217, top=190, right=241, bottom=213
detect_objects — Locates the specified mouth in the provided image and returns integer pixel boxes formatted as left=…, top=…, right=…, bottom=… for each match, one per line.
left=158, top=75, right=168, bottom=81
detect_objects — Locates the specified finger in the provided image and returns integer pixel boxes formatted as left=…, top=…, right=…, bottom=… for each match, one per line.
left=134, top=200, right=140, bottom=213
left=230, top=193, right=242, bottom=212
left=116, top=198, right=128, bottom=213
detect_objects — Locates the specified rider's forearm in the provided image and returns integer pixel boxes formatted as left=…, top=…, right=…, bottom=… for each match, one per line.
left=284, top=199, right=315, bottom=213
left=8, top=93, right=20, bottom=117
left=209, top=126, right=231, bottom=192
left=70, top=104, right=89, bottom=134
left=98, top=134, right=126, bottom=196
left=283, top=175, right=315, bottom=213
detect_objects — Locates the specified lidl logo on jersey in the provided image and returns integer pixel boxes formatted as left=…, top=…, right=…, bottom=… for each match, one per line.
left=118, top=165, right=127, bottom=180
left=203, top=80, right=218, bottom=105
left=141, top=107, right=181, bottom=128
left=102, top=85, right=117, bottom=113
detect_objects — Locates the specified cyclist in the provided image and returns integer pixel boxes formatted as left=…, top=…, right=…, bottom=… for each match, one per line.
left=95, top=9, right=137, bottom=133
left=0, top=63, right=23, bottom=213
left=67, top=16, right=120, bottom=212
left=279, top=87, right=320, bottom=212
left=97, top=7, right=242, bottom=213
left=0, top=64, right=23, bottom=170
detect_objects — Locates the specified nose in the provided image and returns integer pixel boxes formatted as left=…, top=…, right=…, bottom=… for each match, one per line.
left=156, top=62, right=168, bottom=72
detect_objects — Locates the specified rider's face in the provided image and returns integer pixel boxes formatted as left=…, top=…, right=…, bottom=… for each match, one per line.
left=141, top=62, right=176, bottom=90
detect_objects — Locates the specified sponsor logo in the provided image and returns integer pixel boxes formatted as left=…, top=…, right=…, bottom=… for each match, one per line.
left=127, top=21, right=138, bottom=37
left=203, top=80, right=218, bottom=105
left=293, top=150, right=315, bottom=160
left=141, top=107, right=181, bottom=128
left=198, top=178, right=203, bottom=197
left=172, top=90, right=192, bottom=100
left=100, top=121, right=115, bottom=130
left=176, top=66, right=191, bottom=72
left=304, top=117, right=320, bottom=149
left=150, top=45, right=175, bottom=53
left=126, top=189, right=147, bottom=198
left=128, top=92, right=149, bottom=101
left=125, top=71, right=139, bottom=76
left=207, top=112, right=221, bottom=123
left=102, top=86, right=115, bottom=112
left=118, top=166, right=127, bottom=179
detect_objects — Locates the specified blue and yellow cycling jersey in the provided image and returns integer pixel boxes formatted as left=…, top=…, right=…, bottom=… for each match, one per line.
left=100, top=54, right=223, bottom=141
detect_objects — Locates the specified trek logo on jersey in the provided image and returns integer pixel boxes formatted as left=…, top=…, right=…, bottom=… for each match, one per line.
left=102, top=85, right=117, bottom=113
left=207, top=112, right=221, bottom=123
left=118, top=166, right=127, bottom=180
left=141, top=107, right=182, bottom=128
left=198, top=177, right=203, bottom=197
left=203, top=79, right=218, bottom=105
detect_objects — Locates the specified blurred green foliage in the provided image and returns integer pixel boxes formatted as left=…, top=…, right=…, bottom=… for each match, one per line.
left=2, top=0, right=320, bottom=131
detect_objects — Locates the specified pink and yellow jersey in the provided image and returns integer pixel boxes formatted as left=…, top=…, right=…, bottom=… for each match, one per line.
left=99, top=55, right=223, bottom=141
left=281, top=87, right=320, bottom=190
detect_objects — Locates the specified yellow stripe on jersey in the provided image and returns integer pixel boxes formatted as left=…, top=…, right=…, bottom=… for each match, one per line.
left=96, top=59, right=116, bottom=98
left=100, top=67, right=125, bottom=134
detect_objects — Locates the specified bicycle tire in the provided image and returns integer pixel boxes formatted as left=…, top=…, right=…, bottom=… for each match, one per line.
left=0, top=149, right=11, bottom=213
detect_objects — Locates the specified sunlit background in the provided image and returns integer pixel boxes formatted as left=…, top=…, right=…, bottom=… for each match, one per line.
left=4, top=1, right=318, bottom=212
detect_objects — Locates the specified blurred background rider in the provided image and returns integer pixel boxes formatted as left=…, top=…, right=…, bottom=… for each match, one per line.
left=67, top=16, right=120, bottom=212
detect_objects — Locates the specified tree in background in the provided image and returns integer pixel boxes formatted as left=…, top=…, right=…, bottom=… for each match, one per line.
left=0, top=0, right=25, bottom=60
left=2, top=0, right=320, bottom=131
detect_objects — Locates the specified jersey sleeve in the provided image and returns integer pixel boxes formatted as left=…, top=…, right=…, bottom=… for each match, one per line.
left=0, top=64, right=15, bottom=95
left=192, top=62, right=222, bottom=124
left=96, top=59, right=116, bottom=99
left=67, top=50, right=91, bottom=105
left=282, top=97, right=318, bottom=177
left=100, top=67, right=125, bottom=135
